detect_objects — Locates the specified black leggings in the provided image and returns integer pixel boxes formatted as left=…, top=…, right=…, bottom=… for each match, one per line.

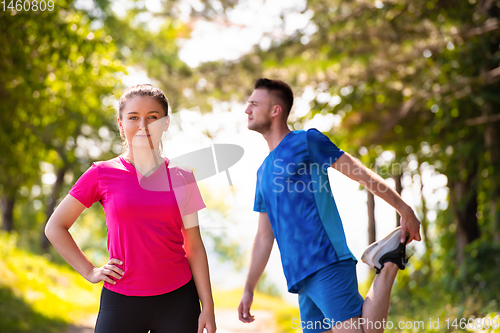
left=94, top=278, right=200, bottom=333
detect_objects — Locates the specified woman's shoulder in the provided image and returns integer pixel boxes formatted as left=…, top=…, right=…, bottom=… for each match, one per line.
left=168, top=164, right=194, bottom=177
left=90, top=156, right=125, bottom=170
left=167, top=160, right=197, bottom=183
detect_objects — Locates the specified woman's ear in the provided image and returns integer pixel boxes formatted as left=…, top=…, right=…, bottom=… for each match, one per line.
left=164, top=115, right=170, bottom=132
left=117, top=117, right=123, bottom=132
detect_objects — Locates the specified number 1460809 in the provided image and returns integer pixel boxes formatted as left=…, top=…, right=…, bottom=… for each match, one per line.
left=2, top=0, right=54, bottom=11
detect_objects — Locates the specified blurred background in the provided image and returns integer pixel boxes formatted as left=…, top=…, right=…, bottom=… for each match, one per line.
left=1, top=0, right=499, bottom=332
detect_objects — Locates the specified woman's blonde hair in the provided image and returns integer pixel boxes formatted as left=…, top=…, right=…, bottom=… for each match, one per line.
left=117, top=84, right=169, bottom=155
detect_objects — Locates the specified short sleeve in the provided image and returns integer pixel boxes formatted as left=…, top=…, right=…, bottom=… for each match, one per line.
left=306, top=128, right=344, bottom=171
left=253, top=180, right=267, bottom=213
left=69, top=163, right=103, bottom=208
left=171, top=169, right=206, bottom=217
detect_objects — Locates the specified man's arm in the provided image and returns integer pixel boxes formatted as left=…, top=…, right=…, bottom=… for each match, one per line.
left=238, top=212, right=275, bottom=323
left=332, top=152, right=421, bottom=243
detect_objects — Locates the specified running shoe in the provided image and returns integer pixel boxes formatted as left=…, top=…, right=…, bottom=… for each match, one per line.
left=361, top=227, right=410, bottom=273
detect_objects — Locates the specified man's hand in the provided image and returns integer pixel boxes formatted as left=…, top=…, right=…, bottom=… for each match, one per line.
left=238, top=291, right=255, bottom=323
left=238, top=213, right=273, bottom=323
left=400, top=208, right=422, bottom=244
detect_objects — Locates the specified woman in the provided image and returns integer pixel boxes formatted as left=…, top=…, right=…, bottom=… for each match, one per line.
left=45, top=84, right=216, bottom=333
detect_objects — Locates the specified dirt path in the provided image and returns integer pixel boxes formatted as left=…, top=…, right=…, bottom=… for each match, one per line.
left=61, top=309, right=276, bottom=333
left=214, top=309, right=276, bottom=333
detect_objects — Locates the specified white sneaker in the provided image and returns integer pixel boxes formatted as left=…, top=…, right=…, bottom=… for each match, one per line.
left=361, top=227, right=409, bottom=273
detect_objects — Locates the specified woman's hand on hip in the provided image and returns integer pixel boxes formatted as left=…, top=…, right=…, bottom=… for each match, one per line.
left=86, top=258, right=124, bottom=284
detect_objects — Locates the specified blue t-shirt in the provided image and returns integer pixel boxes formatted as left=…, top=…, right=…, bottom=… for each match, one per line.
left=254, top=129, right=356, bottom=293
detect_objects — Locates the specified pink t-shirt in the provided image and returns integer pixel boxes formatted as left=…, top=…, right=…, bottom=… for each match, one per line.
left=69, top=156, right=206, bottom=296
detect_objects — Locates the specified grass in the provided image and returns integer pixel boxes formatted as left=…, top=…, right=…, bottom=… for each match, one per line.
left=0, top=231, right=101, bottom=333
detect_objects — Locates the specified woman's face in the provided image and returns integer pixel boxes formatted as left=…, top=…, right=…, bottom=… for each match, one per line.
left=117, top=96, right=169, bottom=150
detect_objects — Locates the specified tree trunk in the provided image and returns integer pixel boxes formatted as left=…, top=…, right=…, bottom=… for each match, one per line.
left=483, top=103, right=500, bottom=241
left=41, top=165, right=68, bottom=251
left=1, top=194, right=15, bottom=232
left=419, top=164, right=432, bottom=272
left=449, top=167, right=480, bottom=265
left=393, top=173, right=402, bottom=227
left=367, top=191, right=376, bottom=244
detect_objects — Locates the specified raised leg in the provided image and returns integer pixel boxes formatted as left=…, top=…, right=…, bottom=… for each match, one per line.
left=319, top=262, right=399, bottom=333
left=359, top=262, right=398, bottom=333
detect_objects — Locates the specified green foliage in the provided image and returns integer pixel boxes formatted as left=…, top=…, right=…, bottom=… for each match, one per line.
left=255, top=271, right=281, bottom=298
left=0, top=286, right=67, bottom=333
left=0, top=231, right=101, bottom=332
left=458, top=240, right=500, bottom=305
left=0, top=0, right=125, bottom=239
left=208, top=232, right=245, bottom=270
left=385, top=225, right=500, bottom=332
left=0, top=1, right=123, bottom=182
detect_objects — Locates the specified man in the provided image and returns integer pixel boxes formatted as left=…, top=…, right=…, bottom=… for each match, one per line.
left=238, top=78, right=421, bottom=333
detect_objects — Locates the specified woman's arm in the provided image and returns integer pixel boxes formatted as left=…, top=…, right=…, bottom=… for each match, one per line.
left=182, top=212, right=216, bottom=333
left=45, top=194, right=124, bottom=284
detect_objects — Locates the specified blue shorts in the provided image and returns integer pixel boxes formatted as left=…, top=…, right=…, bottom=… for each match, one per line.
left=296, top=259, right=364, bottom=333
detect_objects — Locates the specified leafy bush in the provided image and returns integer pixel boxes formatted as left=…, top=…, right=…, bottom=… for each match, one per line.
left=0, top=231, right=101, bottom=333
left=385, top=236, right=500, bottom=332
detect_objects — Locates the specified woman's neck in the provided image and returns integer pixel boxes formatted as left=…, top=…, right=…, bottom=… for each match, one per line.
left=124, top=146, right=164, bottom=175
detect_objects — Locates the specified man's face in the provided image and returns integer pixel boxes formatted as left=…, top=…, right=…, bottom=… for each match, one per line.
left=245, top=89, right=273, bottom=133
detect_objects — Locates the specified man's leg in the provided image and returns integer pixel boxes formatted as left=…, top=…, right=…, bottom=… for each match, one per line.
left=331, top=227, right=409, bottom=333
left=298, top=260, right=364, bottom=333
left=359, top=262, right=398, bottom=333
left=320, top=263, right=398, bottom=333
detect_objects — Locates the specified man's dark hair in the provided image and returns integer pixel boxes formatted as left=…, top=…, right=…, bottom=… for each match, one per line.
left=254, top=78, right=294, bottom=118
